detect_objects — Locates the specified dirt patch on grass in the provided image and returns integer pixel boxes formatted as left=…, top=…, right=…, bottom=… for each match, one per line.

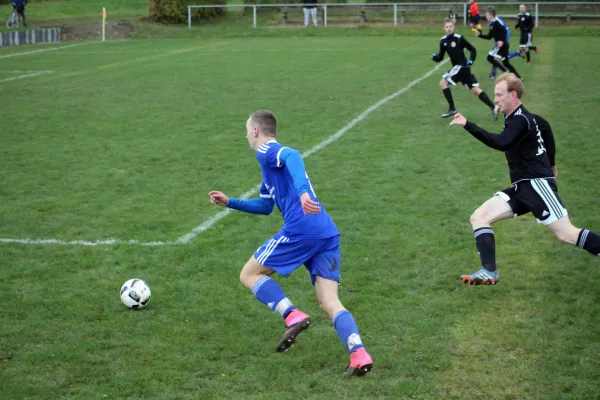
left=60, top=21, right=135, bottom=41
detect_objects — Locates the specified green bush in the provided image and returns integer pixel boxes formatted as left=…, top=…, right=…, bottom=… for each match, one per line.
left=149, top=0, right=227, bottom=23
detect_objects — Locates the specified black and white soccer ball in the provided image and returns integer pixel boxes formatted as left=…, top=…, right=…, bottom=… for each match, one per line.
left=120, top=279, right=151, bottom=309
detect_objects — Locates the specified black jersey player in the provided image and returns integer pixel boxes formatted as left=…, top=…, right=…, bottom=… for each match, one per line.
left=449, top=73, right=600, bottom=285
left=432, top=18, right=499, bottom=119
left=516, top=4, right=539, bottom=64
left=476, top=7, right=522, bottom=81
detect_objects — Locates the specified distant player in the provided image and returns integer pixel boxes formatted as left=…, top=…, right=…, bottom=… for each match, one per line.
left=477, top=7, right=522, bottom=81
left=468, top=0, right=481, bottom=32
left=209, top=110, right=373, bottom=376
left=449, top=73, right=600, bottom=285
left=489, top=15, right=521, bottom=79
left=516, top=4, right=539, bottom=64
left=432, top=18, right=498, bottom=119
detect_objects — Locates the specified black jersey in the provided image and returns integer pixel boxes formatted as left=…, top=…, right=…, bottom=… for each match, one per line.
left=479, top=18, right=509, bottom=43
left=516, top=12, right=534, bottom=33
left=463, top=105, right=554, bottom=183
left=432, top=33, right=476, bottom=67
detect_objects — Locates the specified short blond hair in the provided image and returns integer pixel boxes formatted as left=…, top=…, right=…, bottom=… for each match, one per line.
left=444, top=18, right=454, bottom=25
left=495, top=72, right=524, bottom=99
left=249, top=110, right=277, bottom=137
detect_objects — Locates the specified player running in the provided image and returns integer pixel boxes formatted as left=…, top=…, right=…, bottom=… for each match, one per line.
left=432, top=18, right=499, bottom=119
left=449, top=73, right=600, bottom=285
left=208, top=110, right=373, bottom=376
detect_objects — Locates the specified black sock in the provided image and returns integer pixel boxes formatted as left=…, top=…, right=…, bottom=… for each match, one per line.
left=474, top=227, right=496, bottom=272
left=487, top=55, right=507, bottom=72
left=502, top=60, right=521, bottom=79
left=478, top=91, right=495, bottom=110
left=529, top=46, right=537, bottom=51
left=443, top=88, right=455, bottom=110
left=526, top=51, right=531, bottom=62
left=577, top=229, right=600, bottom=256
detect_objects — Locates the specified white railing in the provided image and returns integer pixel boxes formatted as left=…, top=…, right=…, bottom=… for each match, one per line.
left=188, top=2, right=600, bottom=29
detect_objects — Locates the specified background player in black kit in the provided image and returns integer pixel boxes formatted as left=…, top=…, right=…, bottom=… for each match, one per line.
left=432, top=19, right=498, bottom=119
left=476, top=7, right=522, bottom=80
left=516, top=4, right=539, bottom=64
left=449, top=73, right=600, bottom=285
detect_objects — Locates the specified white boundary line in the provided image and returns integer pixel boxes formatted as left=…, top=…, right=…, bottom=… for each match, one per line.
left=0, top=59, right=448, bottom=246
left=0, top=41, right=98, bottom=59
left=0, top=70, right=55, bottom=82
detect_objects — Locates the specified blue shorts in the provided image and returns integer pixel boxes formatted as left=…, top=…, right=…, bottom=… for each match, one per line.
left=471, top=15, right=480, bottom=24
left=254, top=233, right=341, bottom=285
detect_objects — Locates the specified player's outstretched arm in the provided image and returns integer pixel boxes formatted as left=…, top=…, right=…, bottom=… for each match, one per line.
left=450, top=113, right=528, bottom=151
left=209, top=191, right=274, bottom=215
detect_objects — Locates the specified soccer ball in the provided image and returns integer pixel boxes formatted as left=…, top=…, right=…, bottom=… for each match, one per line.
left=120, top=279, right=151, bottom=309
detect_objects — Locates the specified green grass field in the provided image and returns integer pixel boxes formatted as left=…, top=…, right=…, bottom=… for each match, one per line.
left=1, top=31, right=600, bottom=399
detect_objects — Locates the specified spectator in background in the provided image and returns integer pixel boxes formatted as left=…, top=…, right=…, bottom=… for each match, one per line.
left=468, top=0, right=481, bottom=32
left=303, top=0, right=318, bottom=27
left=12, top=0, right=27, bottom=27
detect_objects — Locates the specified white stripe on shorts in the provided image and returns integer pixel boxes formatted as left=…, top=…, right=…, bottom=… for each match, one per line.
left=530, top=178, right=568, bottom=225
left=256, top=236, right=289, bottom=265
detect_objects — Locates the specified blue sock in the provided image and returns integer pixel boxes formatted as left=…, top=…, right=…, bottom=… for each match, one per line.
left=252, top=276, right=296, bottom=318
left=333, top=310, right=364, bottom=353
left=509, top=51, right=520, bottom=59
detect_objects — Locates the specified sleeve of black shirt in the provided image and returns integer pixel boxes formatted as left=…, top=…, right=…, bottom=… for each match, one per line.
left=534, top=114, right=556, bottom=166
left=515, top=15, right=521, bottom=29
left=463, top=116, right=530, bottom=151
left=432, top=39, right=446, bottom=62
left=461, top=36, right=476, bottom=63
left=479, top=26, right=493, bottom=40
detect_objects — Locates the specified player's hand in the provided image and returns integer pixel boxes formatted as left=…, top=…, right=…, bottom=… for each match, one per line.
left=300, top=192, right=321, bottom=215
left=449, top=113, right=467, bottom=127
left=208, top=191, right=229, bottom=207
left=431, top=53, right=437, bottom=60
left=497, top=40, right=504, bottom=48
left=467, top=60, right=473, bottom=66
left=552, top=166, right=558, bottom=178
left=475, top=29, right=482, bottom=37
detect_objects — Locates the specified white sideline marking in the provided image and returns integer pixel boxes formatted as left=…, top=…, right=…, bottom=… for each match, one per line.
left=0, top=42, right=97, bottom=59
left=0, top=238, right=171, bottom=246
left=175, top=59, right=450, bottom=244
left=0, top=59, right=448, bottom=246
left=0, top=70, right=55, bottom=82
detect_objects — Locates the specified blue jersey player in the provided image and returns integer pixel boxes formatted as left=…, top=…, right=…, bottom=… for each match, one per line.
left=208, top=110, right=373, bottom=376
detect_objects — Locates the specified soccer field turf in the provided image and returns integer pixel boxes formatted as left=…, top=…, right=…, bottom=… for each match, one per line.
left=1, top=35, right=599, bottom=399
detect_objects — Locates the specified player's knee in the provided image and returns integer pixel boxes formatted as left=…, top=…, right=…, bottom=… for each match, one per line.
left=487, top=55, right=495, bottom=63
left=439, top=79, right=448, bottom=89
left=470, top=209, right=487, bottom=226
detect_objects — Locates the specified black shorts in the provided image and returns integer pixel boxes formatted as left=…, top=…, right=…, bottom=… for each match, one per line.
left=443, top=65, right=479, bottom=89
left=488, top=44, right=510, bottom=61
left=471, top=15, right=480, bottom=24
left=495, top=178, right=568, bottom=225
left=520, top=32, right=533, bottom=47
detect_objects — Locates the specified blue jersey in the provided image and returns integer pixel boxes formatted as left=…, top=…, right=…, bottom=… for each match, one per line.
left=256, top=140, right=339, bottom=239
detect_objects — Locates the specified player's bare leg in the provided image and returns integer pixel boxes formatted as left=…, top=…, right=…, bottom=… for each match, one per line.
left=461, top=196, right=515, bottom=285
left=315, top=277, right=373, bottom=376
left=240, top=257, right=311, bottom=352
left=547, top=217, right=600, bottom=256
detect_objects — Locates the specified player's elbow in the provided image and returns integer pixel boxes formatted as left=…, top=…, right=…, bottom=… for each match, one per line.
left=259, top=199, right=275, bottom=215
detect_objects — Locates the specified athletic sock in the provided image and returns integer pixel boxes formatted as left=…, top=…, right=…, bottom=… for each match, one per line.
left=577, top=229, right=600, bottom=256
left=474, top=227, right=496, bottom=272
left=252, top=276, right=296, bottom=318
left=333, top=310, right=364, bottom=353
left=478, top=91, right=495, bottom=110
left=443, top=88, right=455, bottom=110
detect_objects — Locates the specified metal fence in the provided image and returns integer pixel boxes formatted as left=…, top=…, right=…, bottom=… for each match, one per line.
left=187, top=2, right=600, bottom=28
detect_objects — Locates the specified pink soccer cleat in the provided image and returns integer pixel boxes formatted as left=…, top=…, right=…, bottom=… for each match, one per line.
left=276, top=310, right=311, bottom=352
left=344, top=347, right=373, bottom=377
